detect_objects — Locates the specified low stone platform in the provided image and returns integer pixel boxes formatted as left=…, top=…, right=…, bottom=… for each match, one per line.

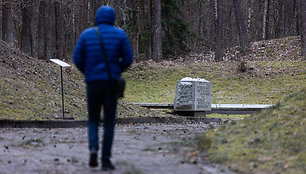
left=134, top=103, right=273, bottom=115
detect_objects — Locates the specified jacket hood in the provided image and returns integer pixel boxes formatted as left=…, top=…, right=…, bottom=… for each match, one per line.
left=95, top=6, right=116, bottom=25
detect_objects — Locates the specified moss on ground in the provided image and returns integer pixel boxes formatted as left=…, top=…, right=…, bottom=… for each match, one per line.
left=201, top=89, right=306, bottom=174
left=207, top=113, right=249, bottom=119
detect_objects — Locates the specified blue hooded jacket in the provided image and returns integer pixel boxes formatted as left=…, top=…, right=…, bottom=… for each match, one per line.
left=73, top=6, right=133, bottom=83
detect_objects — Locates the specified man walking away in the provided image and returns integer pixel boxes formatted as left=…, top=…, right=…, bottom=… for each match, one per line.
left=73, top=6, right=133, bottom=171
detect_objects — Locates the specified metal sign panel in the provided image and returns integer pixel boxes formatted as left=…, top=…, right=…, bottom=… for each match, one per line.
left=50, top=59, right=73, bottom=119
left=50, top=59, right=71, bottom=67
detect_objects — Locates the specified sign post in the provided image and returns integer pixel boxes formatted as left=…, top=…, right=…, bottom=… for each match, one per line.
left=50, top=59, right=74, bottom=120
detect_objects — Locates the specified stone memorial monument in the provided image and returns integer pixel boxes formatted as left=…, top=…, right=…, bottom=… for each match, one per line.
left=174, top=77, right=211, bottom=117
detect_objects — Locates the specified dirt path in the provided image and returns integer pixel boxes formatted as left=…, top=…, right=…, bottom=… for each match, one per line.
left=0, top=123, right=231, bottom=174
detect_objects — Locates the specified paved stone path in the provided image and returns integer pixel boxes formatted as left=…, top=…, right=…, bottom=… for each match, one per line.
left=0, top=123, right=231, bottom=174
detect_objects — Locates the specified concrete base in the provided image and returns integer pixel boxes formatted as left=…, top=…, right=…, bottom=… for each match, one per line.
left=54, top=117, right=74, bottom=120
left=175, top=111, right=221, bottom=123
left=176, top=111, right=206, bottom=117
left=194, top=111, right=207, bottom=117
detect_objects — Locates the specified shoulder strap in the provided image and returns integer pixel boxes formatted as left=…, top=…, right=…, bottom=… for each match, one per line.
left=95, top=26, right=112, bottom=79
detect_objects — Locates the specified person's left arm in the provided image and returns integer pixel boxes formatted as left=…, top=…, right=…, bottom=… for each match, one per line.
left=119, top=33, right=133, bottom=72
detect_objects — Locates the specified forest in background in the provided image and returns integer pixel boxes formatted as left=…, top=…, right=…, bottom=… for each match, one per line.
left=0, top=0, right=305, bottom=61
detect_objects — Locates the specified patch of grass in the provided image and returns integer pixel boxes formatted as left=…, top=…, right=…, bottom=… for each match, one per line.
left=128, top=130, right=139, bottom=135
left=17, top=138, right=45, bottom=148
left=0, top=62, right=173, bottom=120
left=207, top=113, right=249, bottom=119
left=124, top=60, right=305, bottom=105
left=143, top=147, right=158, bottom=152
left=123, top=166, right=143, bottom=174
left=116, top=160, right=143, bottom=174
left=201, top=89, right=306, bottom=174
left=71, top=157, right=79, bottom=164
left=0, top=65, right=87, bottom=120
left=166, top=135, right=204, bottom=164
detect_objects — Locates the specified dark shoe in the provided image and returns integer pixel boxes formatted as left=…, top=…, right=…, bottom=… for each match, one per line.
left=102, top=159, right=115, bottom=171
left=89, top=153, right=98, bottom=167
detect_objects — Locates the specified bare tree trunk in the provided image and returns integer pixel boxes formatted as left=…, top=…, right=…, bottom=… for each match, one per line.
left=64, top=1, right=75, bottom=59
left=152, top=0, right=162, bottom=61
left=78, top=0, right=87, bottom=33
left=301, top=0, right=306, bottom=57
left=0, top=0, right=2, bottom=40
left=47, top=1, right=56, bottom=59
left=295, top=0, right=300, bottom=35
left=89, top=0, right=97, bottom=26
left=246, top=0, right=252, bottom=38
left=276, top=0, right=285, bottom=38
left=198, top=1, right=204, bottom=50
left=38, top=1, right=47, bottom=60
left=12, top=2, right=21, bottom=48
left=233, top=0, right=249, bottom=52
left=135, top=6, right=140, bottom=60
left=85, top=0, right=89, bottom=28
left=55, top=1, right=64, bottom=59
left=2, top=0, right=14, bottom=45
left=146, top=0, right=152, bottom=60
left=215, top=0, right=224, bottom=62
left=72, top=0, right=78, bottom=48
left=262, top=0, right=268, bottom=40
left=21, top=0, right=32, bottom=55
left=31, top=1, right=39, bottom=58
left=209, top=0, right=216, bottom=51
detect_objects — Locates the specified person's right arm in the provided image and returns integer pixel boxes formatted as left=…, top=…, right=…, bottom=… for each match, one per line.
left=73, top=33, right=86, bottom=74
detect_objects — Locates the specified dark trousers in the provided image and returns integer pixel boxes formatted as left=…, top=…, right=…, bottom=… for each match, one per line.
left=86, top=80, right=117, bottom=161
